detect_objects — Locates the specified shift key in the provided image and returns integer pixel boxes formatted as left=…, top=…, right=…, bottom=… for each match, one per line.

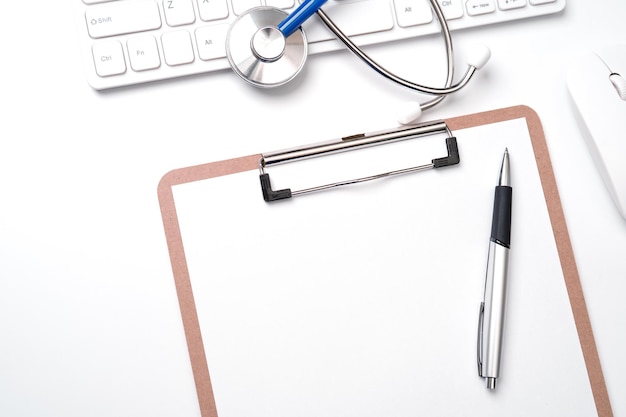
left=86, top=0, right=162, bottom=39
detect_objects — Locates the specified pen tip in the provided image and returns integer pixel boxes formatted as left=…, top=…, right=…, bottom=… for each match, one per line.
left=498, top=149, right=511, bottom=187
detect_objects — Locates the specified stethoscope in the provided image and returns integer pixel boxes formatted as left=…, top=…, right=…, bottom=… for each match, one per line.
left=225, top=0, right=491, bottom=124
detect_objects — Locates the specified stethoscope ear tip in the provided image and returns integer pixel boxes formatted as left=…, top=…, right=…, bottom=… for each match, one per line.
left=467, top=44, right=492, bottom=70
left=396, top=102, right=423, bottom=125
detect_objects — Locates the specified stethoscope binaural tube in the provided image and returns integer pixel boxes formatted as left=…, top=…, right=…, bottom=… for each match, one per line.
left=317, top=2, right=490, bottom=99
left=226, top=0, right=490, bottom=116
left=314, top=0, right=455, bottom=113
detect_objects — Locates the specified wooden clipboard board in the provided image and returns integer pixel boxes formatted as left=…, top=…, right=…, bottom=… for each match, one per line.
left=158, top=105, right=612, bottom=417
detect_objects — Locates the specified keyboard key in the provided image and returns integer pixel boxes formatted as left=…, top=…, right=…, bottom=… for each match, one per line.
left=161, top=30, right=195, bottom=65
left=437, top=0, right=464, bottom=20
left=466, top=0, right=496, bottom=16
left=529, top=0, right=556, bottom=4
left=197, top=0, right=229, bottom=21
left=86, top=0, right=162, bottom=39
left=163, top=0, right=196, bottom=26
left=266, top=0, right=295, bottom=9
left=303, top=0, right=394, bottom=43
left=231, top=0, right=262, bottom=16
left=498, top=0, right=526, bottom=10
left=127, top=35, right=161, bottom=71
left=394, top=0, right=433, bottom=28
left=195, top=24, right=229, bottom=60
left=92, top=40, right=126, bottom=76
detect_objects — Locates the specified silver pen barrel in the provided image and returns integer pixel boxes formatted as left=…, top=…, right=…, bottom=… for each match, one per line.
left=479, top=241, right=510, bottom=389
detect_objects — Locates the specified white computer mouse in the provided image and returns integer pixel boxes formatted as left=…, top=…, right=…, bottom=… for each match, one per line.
left=567, top=44, right=626, bottom=220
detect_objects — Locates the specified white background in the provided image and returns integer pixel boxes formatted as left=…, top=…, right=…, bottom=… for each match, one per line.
left=1, top=1, right=625, bottom=416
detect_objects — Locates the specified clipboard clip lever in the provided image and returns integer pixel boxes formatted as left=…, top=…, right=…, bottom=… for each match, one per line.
left=259, top=121, right=459, bottom=202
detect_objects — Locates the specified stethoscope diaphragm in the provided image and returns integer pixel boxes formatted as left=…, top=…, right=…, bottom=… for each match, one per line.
left=226, top=7, right=308, bottom=88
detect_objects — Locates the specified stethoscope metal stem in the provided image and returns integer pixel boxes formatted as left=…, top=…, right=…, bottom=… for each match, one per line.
left=251, top=26, right=286, bottom=62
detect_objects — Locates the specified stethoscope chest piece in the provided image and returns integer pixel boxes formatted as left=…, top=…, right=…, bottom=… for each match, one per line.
left=226, top=7, right=308, bottom=88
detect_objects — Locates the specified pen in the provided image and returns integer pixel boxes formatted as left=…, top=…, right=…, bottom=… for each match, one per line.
left=477, top=149, right=512, bottom=390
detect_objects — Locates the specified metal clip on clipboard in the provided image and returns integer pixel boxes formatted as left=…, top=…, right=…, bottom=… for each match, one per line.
left=259, top=120, right=460, bottom=201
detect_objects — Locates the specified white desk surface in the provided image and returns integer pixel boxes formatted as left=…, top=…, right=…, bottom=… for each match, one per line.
left=1, top=1, right=625, bottom=416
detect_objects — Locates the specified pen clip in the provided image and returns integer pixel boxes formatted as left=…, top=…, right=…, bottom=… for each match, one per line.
left=477, top=301, right=485, bottom=377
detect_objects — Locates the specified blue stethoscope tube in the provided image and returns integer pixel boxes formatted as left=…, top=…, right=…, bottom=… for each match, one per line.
left=277, top=0, right=328, bottom=37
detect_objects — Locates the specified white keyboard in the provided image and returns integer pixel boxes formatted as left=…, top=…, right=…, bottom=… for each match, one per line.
left=76, top=0, right=565, bottom=90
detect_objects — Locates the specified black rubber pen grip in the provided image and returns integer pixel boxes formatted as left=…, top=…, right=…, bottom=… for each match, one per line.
left=490, top=186, right=512, bottom=247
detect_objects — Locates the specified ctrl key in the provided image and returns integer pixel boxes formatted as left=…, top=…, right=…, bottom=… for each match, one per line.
left=92, top=40, right=126, bottom=77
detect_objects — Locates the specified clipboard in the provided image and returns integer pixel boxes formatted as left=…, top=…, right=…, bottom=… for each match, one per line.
left=158, top=106, right=613, bottom=417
